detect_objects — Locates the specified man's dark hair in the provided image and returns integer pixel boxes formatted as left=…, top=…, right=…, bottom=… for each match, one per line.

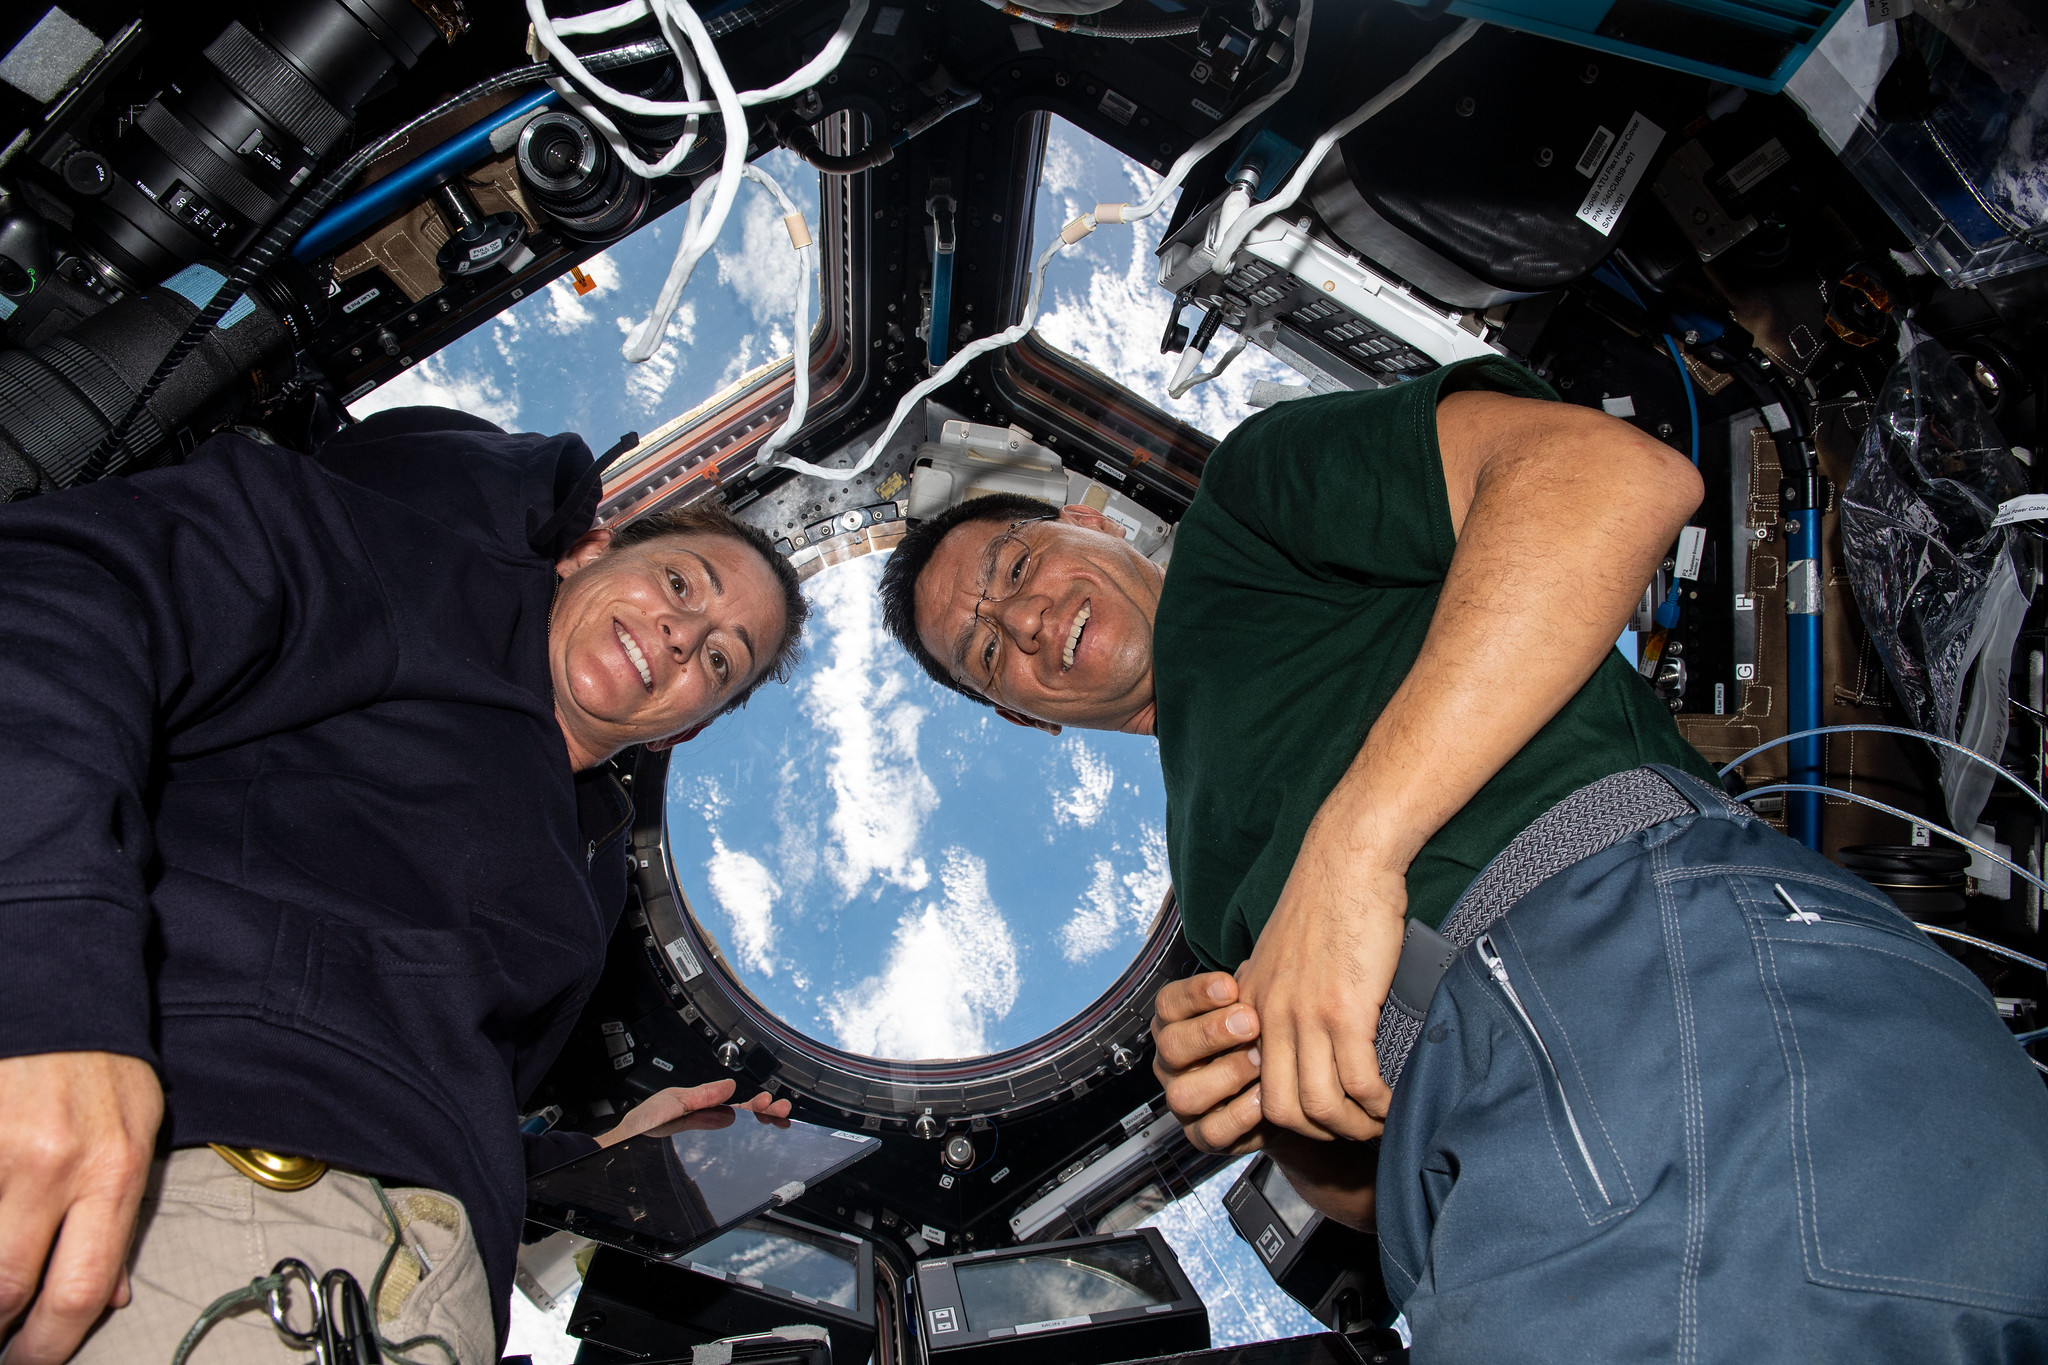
left=607, top=501, right=809, bottom=714
left=878, top=492, right=1056, bottom=708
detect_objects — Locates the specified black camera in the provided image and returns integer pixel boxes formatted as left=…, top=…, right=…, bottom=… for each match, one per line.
left=0, top=0, right=463, bottom=494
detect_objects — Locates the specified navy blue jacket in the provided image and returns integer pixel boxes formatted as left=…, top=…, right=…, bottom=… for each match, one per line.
left=0, top=407, right=625, bottom=1345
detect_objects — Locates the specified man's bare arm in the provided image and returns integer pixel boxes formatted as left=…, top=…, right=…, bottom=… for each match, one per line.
left=1241, top=391, right=1703, bottom=1141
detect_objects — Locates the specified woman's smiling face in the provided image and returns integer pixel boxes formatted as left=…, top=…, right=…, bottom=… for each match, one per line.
left=550, top=528, right=789, bottom=768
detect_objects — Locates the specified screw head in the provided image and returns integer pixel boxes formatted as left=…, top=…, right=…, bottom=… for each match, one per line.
left=715, top=1041, right=741, bottom=1069
left=1535, top=146, right=1554, bottom=167
left=1454, top=96, right=1476, bottom=117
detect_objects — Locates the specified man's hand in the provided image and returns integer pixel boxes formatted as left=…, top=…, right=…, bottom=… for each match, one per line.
left=0, top=1051, right=162, bottom=1365
left=1234, top=814, right=1407, bottom=1144
left=596, top=1081, right=792, bottom=1147
left=1151, top=972, right=1265, bottom=1154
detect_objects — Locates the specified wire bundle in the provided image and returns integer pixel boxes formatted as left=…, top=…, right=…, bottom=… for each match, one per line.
left=526, top=0, right=867, bottom=364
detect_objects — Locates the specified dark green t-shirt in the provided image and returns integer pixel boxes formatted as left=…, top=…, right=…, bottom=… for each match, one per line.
left=1153, top=357, right=1719, bottom=971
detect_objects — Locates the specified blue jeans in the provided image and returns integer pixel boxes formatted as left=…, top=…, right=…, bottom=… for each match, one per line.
left=1378, top=767, right=2048, bottom=1362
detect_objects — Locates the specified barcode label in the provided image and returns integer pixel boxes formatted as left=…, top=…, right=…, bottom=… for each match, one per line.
left=1576, top=125, right=1616, bottom=177
left=664, top=934, right=703, bottom=982
left=1577, top=113, right=1664, bottom=236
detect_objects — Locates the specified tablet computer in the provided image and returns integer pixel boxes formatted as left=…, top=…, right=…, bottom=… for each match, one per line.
left=525, top=1110, right=882, bottom=1262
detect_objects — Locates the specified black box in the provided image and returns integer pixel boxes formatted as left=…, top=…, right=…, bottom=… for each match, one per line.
left=1223, top=1156, right=1390, bottom=1335
left=913, top=1228, right=1209, bottom=1365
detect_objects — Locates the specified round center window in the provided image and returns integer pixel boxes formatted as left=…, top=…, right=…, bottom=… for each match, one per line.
left=662, top=550, right=1168, bottom=1061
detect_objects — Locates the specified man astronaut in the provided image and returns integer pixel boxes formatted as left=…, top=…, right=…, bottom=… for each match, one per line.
left=0, top=407, right=805, bottom=1364
left=881, top=357, right=2048, bottom=1358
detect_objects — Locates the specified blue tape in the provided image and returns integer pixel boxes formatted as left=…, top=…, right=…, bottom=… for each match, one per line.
left=160, top=264, right=255, bottom=328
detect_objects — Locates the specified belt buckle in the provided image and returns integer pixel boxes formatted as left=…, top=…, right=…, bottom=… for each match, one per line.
left=209, top=1143, right=329, bottom=1191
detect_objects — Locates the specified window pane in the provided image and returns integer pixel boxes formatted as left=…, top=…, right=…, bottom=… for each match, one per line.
left=663, top=551, right=1169, bottom=1061
left=349, top=148, right=821, bottom=438
left=1030, top=116, right=1296, bottom=441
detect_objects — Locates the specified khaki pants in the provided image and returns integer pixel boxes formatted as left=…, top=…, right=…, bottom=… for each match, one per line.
left=67, top=1148, right=495, bottom=1365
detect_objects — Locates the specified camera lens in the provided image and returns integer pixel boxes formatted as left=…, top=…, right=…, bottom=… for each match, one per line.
left=516, top=112, right=649, bottom=243
left=78, top=0, right=448, bottom=287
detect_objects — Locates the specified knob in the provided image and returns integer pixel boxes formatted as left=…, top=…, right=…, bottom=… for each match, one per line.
left=1110, top=1044, right=1136, bottom=1074
left=942, top=1134, right=975, bottom=1170
left=715, top=1041, right=741, bottom=1070
left=912, top=1113, right=941, bottom=1140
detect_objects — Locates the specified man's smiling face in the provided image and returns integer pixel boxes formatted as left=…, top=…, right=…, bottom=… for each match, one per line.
left=551, top=529, right=788, bottom=767
left=912, top=505, right=1164, bottom=734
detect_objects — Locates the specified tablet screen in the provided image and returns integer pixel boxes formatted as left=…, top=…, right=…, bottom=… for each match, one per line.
left=525, top=1111, right=880, bottom=1259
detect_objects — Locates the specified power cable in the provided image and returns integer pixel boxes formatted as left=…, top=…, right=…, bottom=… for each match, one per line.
left=1716, top=724, right=2048, bottom=820
left=1732, top=783, right=2048, bottom=901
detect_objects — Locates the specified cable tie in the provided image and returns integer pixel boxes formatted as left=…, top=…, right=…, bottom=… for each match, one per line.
left=783, top=213, right=813, bottom=250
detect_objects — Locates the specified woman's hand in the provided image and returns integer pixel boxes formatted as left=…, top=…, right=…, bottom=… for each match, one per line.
left=595, top=1080, right=792, bottom=1147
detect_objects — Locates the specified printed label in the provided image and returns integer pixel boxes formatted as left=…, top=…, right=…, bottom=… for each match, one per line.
left=1575, top=125, right=1616, bottom=178
left=342, top=286, right=381, bottom=315
left=1674, top=526, right=1707, bottom=580
left=1724, top=138, right=1790, bottom=196
left=664, top=934, right=704, bottom=982
left=1576, top=112, right=1664, bottom=237
left=1864, top=0, right=1911, bottom=22
left=1994, top=493, right=2048, bottom=527
left=1016, top=1316, right=1092, bottom=1336
left=1191, top=97, right=1223, bottom=120
left=1098, top=88, right=1138, bottom=125
left=1601, top=395, right=1637, bottom=417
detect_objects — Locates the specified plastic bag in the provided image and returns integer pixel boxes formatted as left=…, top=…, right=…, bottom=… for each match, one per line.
left=1841, top=338, right=2031, bottom=835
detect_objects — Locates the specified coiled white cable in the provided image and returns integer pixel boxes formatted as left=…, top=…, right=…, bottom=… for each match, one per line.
left=528, top=0, right=869, bottom=118
left=525, top=0, right=866, bottom=360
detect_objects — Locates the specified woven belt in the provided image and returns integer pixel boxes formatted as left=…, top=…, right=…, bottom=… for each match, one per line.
left=1373, top=766, right=1751, bottom=1090
left=209, top=1143, right=328, bottom=1191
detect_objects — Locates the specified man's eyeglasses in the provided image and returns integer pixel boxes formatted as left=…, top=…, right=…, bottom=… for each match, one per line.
left=966, top=511, right=1058, bottom=693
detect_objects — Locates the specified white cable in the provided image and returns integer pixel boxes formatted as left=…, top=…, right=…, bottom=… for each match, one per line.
left=1205, top=18, right=1481, bottom=274
left=528, top=0, right=868, bottom=118
left=1734, top=783, right=2048, bottom=900
left=766, top=2, right=1320, bottom=484
left=772, top=233, right=1076, bottom=482
left=1166, top=331, right=1245, bottom=398
left=1118, top=0, right=1314, bottom=223
left=743, top=160, right=817, bottom=466
left=1716, top=723, right=2048, bottom=820
left=1914, top=923, right=2048, bottom=974
left=615, top=0, right=748, bottom=363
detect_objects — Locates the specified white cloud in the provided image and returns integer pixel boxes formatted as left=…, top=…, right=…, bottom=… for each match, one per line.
left=347, top=352, right=519, bottom=428
left=1054, top=739, right=1114, bottom=829
left=1057, top=858, right=1124, bottom=963
left=825, top=849, right=1020, bottom=1059
left=1123, top=823, right=1172, bottom=922
left=1032, top=145, right=1293, bottom=439
left=542, top=248, right=621, bottom=334
left=615, top=300, right=698, bottom=413
left=705, top=835, right=778, bottom=976
left=717, top=193, right=810, bottom=326
left=1057, top=824, right=1171, bottom=963
left=801, top=556, right=938, bottom=899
